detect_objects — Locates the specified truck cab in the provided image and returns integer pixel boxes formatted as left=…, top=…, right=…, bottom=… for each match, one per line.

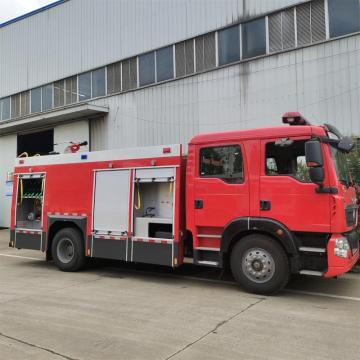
left=186, top=113, right=359, bottom=294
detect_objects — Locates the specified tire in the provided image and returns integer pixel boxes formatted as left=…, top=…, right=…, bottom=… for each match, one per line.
left=51, top=227, right=86, bottom=272
left=230, top=234, right=289, bottom=295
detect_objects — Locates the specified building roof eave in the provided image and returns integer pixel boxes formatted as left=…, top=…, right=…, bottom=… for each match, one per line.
left=0, top=0, right=69, bottom=29
left=0, top=103, right=109, bottom=135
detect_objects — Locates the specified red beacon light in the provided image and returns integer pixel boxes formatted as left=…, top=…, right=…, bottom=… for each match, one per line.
left=282, top=112, right=311, bottom=126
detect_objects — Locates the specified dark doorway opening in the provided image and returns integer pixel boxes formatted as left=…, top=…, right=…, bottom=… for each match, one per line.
left=17, top=129, right=54, bottom=156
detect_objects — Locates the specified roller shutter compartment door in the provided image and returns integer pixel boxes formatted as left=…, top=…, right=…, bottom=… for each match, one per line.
left=93, top=170, right=131, bottom=233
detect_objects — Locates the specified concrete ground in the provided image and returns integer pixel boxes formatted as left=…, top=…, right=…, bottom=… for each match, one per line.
left=0, top=229, right=359, bottom=360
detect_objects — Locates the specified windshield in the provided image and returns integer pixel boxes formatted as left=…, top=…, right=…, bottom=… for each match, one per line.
left=330, top=147, right=351, bottom=186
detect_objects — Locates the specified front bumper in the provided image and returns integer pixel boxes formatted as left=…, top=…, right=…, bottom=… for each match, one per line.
left=324, top=231, right=359, bottom=278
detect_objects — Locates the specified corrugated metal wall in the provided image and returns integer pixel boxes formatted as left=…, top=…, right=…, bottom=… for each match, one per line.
left=0, top=0, right=301, bottom=98
left=90, top=33, right=360, bottom=152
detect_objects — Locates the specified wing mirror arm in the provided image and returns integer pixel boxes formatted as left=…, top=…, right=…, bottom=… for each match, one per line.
left=320, top=136, right=355, bottom=153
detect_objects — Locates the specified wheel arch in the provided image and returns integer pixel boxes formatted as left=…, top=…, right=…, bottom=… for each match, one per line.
left=46, top=216, right=87, bottom=259
left=221, top=217, right=300, bottom=272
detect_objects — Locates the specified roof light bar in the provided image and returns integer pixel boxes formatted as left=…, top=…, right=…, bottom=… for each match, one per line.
left=282, top=112, right=311, bottom=126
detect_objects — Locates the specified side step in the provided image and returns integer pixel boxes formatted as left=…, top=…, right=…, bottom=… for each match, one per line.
left=194, top=245, right=221, bottom=267
left=194, top=247, right=220, bottom=252
left=197, top=260, right=220, bottom=267
left=299, top=247, right=326, bottom=253
left=299, top=270, right=324, bottom=277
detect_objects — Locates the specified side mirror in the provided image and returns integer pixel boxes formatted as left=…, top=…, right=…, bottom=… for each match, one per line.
left=305, top=140, right=323, bottom=167
left=337, top=136, right=355, bottom=153
left=309, top=167, right=324, bottom=185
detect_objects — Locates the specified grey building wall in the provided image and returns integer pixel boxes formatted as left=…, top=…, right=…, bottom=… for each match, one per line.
left=89, top=32, right=360, bottom=152
left=0, top=0, right=302, bottom=98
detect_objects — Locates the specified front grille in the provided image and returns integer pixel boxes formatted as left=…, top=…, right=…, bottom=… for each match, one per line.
left=345, top=205, right=357, bottom=227
left=345, top=230, right=359, bottom=255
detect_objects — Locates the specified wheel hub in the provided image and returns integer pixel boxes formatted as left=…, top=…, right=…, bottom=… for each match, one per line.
left=57, top=237, right=75, bottom=264
left=251, top=259, right=263, bottom=271
left=242, top=248, right=275, bottom=284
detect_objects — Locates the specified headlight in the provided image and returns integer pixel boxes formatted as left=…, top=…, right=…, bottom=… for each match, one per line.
left=334, top=237, right=350, bottom=258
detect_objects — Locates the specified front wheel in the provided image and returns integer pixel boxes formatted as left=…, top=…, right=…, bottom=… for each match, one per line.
left=52, top=228, right=86, bottom=272
left=230, top=234, right=289, bottom=295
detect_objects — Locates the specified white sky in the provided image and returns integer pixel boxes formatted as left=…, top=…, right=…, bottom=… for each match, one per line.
left=0, top=0, right=56, bottom=24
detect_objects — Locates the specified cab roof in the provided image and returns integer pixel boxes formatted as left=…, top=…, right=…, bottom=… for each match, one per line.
left=189, top=125, right=326, bottom=145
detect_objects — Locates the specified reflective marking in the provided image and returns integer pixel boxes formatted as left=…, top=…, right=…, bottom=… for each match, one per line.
left=197, top=234, right=221, bottom=238
left=0, top=253, right=42, bottom=261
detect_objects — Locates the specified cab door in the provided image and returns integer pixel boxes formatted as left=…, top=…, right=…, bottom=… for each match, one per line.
left=193, top=143, right=249, bottom=250
left=259, top=137, right=330, bottom=233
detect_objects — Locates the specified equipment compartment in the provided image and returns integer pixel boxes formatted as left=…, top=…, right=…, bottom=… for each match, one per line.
left=16, top=175, right=45, bottom=229
left=133, top=168, right=175, bottom=239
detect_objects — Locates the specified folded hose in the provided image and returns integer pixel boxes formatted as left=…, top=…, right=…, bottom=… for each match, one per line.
left=134, top=182, right=141, bottom=210
left=18, top=178, right=24, bottom=205
left=41, top=178, right=44, bottom=196
left=169, top=180, right=173, bottom=197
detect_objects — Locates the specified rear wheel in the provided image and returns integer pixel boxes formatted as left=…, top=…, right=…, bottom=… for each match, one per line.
left=52, top=228, right=86, bottom=272
left=230, top=234, right=289, bottom=295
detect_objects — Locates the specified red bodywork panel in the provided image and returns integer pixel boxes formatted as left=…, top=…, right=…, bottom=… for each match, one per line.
left=11, top=149, right=184, bottom=265
left=186, top=126, right=326, bottom=247
left=325, top=234, right=359, bottom=278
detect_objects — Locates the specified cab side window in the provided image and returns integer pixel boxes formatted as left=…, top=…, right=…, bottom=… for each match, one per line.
left=200, top=145, right=244, bottom=183
left=265, top=140, right=310, bottom=182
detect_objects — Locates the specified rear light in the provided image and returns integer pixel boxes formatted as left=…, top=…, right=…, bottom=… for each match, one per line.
left=163, top=147, right=171, bottom=154
left=19, top=160, right=24, bottom=164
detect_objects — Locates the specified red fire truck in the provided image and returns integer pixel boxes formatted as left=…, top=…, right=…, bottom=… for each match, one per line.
left=9, top=113, right=359, bottom=294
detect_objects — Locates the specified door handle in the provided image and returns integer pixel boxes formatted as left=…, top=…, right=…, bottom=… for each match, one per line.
left=260, top=200, right=271, bottom=211
left=194, top=199, right=203, bottom=209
